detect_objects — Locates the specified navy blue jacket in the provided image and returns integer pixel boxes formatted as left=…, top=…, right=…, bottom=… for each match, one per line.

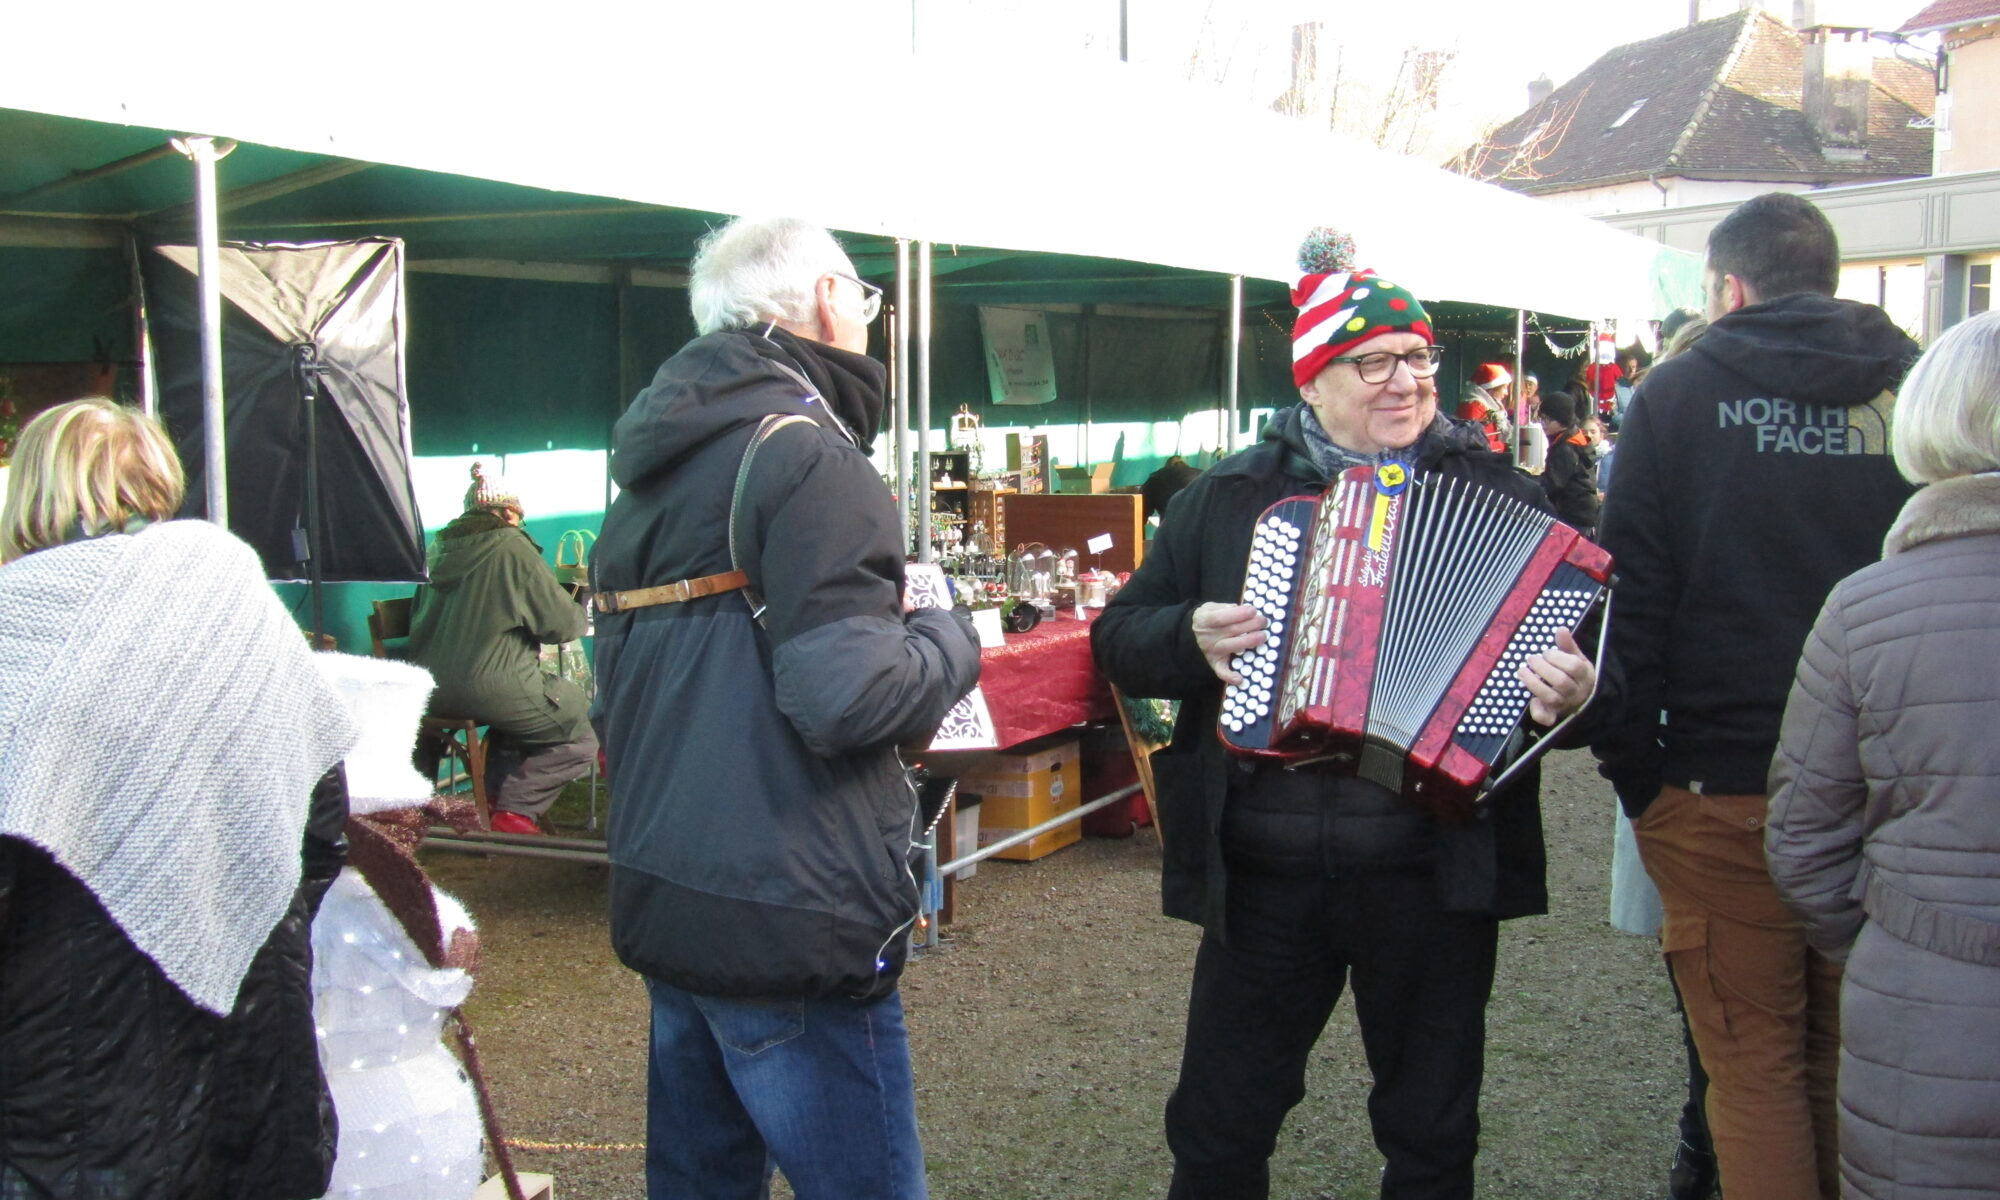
left=592, top=326, right=980, bottom=1000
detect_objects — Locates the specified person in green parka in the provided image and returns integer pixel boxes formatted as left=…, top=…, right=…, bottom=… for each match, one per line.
left=408, top=463, right=595, bottom=836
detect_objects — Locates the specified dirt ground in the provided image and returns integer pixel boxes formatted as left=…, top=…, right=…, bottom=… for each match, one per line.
left=421, top=747, right=1688, bottom=1199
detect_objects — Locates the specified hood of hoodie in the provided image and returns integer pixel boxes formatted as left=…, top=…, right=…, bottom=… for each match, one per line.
left=426, top=511, right=536, bottom=590
left=611, top=325, right=888, bottom=490
left=1691, top=293, right=1918, bottom=407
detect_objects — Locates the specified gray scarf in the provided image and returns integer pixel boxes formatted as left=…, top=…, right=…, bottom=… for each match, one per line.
left=1296, top=402, right=1447, bottom=480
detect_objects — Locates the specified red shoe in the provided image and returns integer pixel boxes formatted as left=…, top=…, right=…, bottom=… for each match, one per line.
left=489, top=811, right=544, bottom=836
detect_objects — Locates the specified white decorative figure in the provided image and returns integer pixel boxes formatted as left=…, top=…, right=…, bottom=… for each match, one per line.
left=311, top=654, right=485, bottom=1200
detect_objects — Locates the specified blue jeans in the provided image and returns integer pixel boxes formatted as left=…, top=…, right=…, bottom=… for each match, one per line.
left=644, top=978, right=927, bottom=1200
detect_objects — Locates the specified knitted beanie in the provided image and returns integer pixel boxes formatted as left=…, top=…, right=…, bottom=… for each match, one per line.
left=1290, top=227, right=1433, bottom=388
left=463, top=461, right=520, bottom=515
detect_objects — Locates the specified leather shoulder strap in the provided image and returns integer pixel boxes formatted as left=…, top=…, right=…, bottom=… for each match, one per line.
left=729, top=413, right=819, bottom=626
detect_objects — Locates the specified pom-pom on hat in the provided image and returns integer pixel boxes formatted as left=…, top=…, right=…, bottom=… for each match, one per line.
left=463, top=461, right=521, bottom=515
left=1290, top=227, right=1433, bottom=388
left=1470, top=362, right=1513, bottom=390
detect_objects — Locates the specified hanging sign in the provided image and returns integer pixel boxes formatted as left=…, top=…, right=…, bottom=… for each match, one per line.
left=979, top=307, right=1058, bottom=406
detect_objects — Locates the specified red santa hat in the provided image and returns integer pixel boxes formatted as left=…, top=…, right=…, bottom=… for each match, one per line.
left=1470, top=362, right=1512, bottom=390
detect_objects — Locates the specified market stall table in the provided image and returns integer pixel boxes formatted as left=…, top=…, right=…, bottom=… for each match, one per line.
left=426, top=607, right=1126, bottom=866
left=917, top=607, right=1143, bottom=928
left=976, top=608, right=1118, bottom=749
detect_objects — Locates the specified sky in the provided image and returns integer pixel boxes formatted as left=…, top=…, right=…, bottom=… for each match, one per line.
left=915, top=0, right=1936, bottom=160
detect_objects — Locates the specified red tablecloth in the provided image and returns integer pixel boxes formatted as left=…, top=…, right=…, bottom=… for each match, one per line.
left=977, top=609, right=1117, bottom=749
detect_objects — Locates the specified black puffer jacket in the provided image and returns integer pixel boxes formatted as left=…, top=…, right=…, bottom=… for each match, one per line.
left=593, top=326, right=980, bottom=1001
left=1092, top=406, right=1556, bottom=933
left=0, top=768, right=348, bottom=1200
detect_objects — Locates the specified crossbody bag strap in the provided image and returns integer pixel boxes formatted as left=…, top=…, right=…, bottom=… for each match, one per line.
left=729, top=412, right=820, bottom=627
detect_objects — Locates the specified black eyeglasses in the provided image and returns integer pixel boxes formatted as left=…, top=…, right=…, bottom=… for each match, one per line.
left=1327, top=345, right=1446, bottom=384
left=830, top=271, right=883, bottom=323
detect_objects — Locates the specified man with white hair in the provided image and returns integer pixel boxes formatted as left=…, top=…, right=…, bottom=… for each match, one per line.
left=591, top=216, right=981, bottom=1199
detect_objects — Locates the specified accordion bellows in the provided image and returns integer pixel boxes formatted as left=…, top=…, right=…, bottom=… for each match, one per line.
left=1219, top=465, right=1612, bottom=821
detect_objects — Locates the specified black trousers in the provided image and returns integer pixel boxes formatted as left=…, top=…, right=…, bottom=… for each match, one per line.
left=1165, top=866, right=1500, bottom=1200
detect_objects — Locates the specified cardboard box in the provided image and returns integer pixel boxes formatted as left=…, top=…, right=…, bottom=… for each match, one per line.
left=1054, top=463, right=1116, bottom=494
left=961, top=739, right=1082, bottom=861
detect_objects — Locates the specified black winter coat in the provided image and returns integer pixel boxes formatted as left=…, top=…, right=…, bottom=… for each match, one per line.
left=1591, top=293, right=1918, bottom=815
left=1092, top=406, right=1555, bottom=934
left=1540, top=428, right=1600, bottom=534
left=593, top=326, right=980, bottom=1001
left=0, top=769, right=348, bottom=1200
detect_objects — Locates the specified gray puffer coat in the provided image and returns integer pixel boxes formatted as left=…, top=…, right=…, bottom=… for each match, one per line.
left=1767, top=471, right=2000, bottom=1200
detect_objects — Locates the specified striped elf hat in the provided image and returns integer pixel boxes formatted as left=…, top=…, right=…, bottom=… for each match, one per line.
left=1290, top=227, right=1432, bottom=387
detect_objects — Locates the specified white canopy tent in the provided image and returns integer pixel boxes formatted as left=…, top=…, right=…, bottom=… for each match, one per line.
left=4, top=4, right=1684, bottom=326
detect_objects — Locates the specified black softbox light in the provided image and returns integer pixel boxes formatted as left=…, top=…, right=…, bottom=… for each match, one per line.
left=144, top=238, right=425, bottom=582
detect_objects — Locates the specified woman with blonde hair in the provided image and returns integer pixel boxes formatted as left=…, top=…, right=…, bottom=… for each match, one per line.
left=1767, top=309, right=2000, bottom=1199
left=0, top=398, right=358, bottom=1198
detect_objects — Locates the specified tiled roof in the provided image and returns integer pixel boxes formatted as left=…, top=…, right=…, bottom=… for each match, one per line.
left=1458, top=11, right=1934, bottom=194
left=1900, top=0, right=2000, bottom=34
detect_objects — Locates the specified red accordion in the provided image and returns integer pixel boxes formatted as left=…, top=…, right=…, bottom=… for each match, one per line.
left=1218, top=464, right=1612, bottom=821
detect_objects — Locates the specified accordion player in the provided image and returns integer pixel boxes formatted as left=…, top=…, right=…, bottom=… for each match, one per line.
left=1217, top=462, right=1611, bottom=822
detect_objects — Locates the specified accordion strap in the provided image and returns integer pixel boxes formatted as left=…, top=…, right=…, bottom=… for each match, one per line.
left=729, top=413, right=820, bottom=627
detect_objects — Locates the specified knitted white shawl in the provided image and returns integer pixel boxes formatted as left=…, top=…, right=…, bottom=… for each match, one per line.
left=0, top=520, right=358, bottom=1013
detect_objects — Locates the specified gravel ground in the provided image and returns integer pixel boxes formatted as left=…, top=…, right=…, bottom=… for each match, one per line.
left=421, top=747, right=1687, bottom=1199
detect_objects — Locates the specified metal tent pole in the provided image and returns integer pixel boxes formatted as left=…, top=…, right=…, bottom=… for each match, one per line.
left=912, top=239, right=938, bottom=949
left=1228, top=274, right=1244, bottom=454
left=895, top=238, right=912, bottom=548
left=171, top=135, right=235, bottom=524
left=917, top=240, right=934, bottom=563
left=125, top=234, right=157, bottom=417
left=1512, top=308, right=1528, bottom=466
left=1588, top=320, right=1602, bottom=421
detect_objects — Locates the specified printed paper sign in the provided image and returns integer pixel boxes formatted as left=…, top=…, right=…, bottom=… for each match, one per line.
left=1087, top=533, right=1114, bottom=555
left=979, top=307, right=1058, bottom=406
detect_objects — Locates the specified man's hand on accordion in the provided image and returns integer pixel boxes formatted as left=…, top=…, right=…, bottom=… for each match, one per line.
left=1193, top=602, right=1268, bottom=686
left=1518, top=627, right=1595, bottom=727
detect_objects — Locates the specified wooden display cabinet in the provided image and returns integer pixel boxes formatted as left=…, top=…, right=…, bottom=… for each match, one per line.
left=923, top=450, right=970, bottom=554
left=968, top=484, right=1016, bottom=549
left=1001, top=492, right=1146, bottom=572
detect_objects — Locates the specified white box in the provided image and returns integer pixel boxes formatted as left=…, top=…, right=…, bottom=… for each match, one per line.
left=952, top=802, right=980, bottom=880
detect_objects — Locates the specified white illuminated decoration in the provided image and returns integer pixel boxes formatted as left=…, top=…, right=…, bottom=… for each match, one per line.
left=313, top=870, right=482, bottom=1198
left=310, top=653, right=483, bottom=1199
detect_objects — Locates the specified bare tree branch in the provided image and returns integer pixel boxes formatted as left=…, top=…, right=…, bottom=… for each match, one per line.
left=1443, top=88, right=1588, bottom=183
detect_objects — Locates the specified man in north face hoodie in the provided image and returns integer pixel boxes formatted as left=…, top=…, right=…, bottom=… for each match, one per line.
left=1591, top=192, right=1919, bottom=1200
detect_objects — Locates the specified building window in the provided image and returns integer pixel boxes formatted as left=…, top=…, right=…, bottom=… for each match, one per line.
left=1608, top=99, right=1648, bottom=130
left=1972, top=263, right=1991, bottom=316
